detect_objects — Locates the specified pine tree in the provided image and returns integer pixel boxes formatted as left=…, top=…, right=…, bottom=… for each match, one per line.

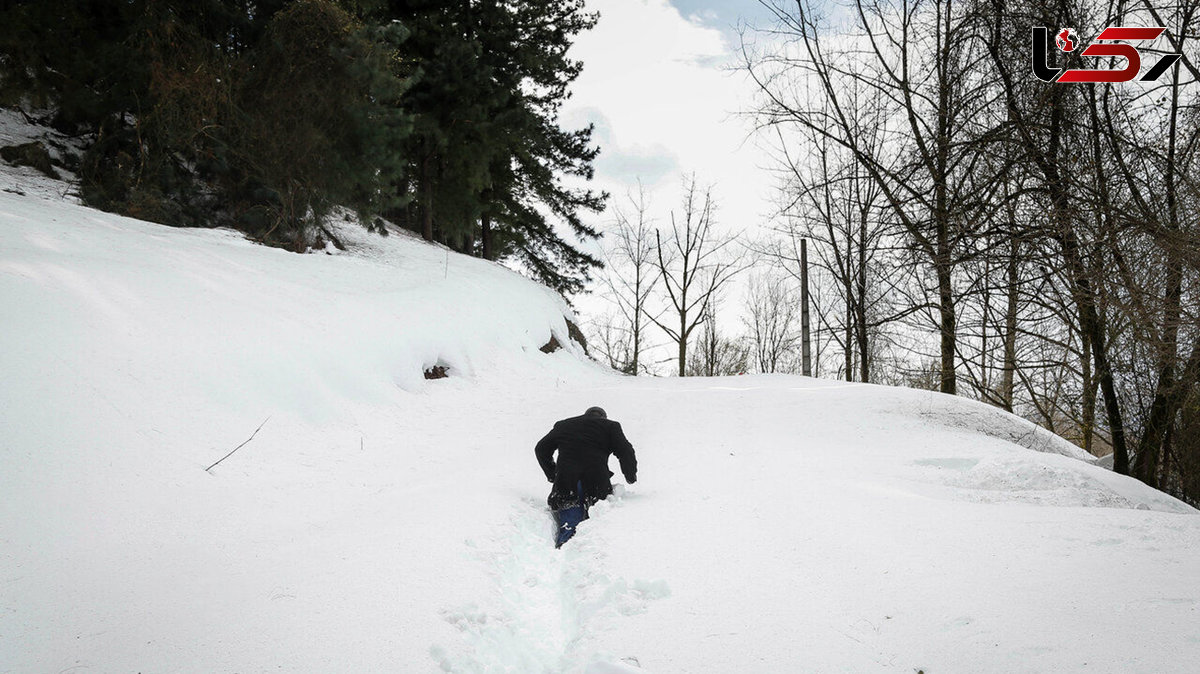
left=2, top=0, right=602, bottom=289
left=380, top=0, right=605, bottom=292
left=1, top=1, right=413, bottom=248
left=380, top=0, right=496, bottom=247
left=228, top=0, right=412, bottom=248
left=473, top=0, right=607, bottom=293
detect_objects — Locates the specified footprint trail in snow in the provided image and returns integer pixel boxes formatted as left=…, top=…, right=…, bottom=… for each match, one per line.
left=432, top=495, right=668, bottom=674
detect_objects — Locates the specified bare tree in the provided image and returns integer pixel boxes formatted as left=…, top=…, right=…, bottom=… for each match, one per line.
left=737, top=0, right=1200, bottom=505
left=1097, top=0, right=1200, bottom=488
left=687, top=299, right=751, bottom=376
left=650, top=176, right=745, bottom=376
left=599, top=183, right=661, bottom=374
left=760, top=115, right=911, bottom=383
left=743, top=272, right=800, bottom=373
left=983, top=0, right=1133, bottom=472
left=746, top=0, right=1004, bottom=394
left=588, top=310, right=634, bottom=374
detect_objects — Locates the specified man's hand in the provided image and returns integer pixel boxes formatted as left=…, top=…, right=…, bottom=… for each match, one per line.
left=625, top=474, right=637, bottom=484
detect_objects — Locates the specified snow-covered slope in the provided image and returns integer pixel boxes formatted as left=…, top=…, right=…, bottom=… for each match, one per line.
left=2, top=153, right=1198, bottom=674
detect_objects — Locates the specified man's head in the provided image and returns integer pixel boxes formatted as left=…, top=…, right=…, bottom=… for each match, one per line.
left=584, top=406, right=607, bottom=419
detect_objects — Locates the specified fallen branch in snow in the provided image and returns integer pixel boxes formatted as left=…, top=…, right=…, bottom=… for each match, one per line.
left=205, top=416, right=271, bottom=473
left=319, top=225, right=346, bottom=251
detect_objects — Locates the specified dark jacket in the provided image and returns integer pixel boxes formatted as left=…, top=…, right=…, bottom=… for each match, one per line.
left=535, top=414, right=637, bottom=510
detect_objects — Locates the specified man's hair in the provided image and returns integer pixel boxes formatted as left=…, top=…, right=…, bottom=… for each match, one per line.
left=584, top=406, right=607, bottom=419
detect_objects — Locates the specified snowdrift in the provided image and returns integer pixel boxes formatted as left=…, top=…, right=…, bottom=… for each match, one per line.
left=2, top=122, right=1198, bottom=674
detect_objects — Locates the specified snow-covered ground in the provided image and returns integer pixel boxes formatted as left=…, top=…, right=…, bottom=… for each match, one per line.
left=2, top=132, right=1198, bottom=673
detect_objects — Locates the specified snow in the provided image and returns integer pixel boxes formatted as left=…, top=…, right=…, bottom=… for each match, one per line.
left=2, top=120, right=1199, bottom=673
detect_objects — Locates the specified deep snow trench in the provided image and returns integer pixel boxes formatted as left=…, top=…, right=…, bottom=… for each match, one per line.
left=432, top=492, right=669, bottom=674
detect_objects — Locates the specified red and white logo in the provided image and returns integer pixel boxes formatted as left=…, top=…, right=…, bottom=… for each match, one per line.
left=1055, top=28, right=1076, bottom=52
left=1032, top=26, right=1181, bottom=83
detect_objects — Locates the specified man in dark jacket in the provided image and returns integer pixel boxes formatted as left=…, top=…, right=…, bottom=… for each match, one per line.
left=535, top=406, right=637, bottom=546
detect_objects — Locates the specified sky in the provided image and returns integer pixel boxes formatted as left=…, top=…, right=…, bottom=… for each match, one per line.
left=562, top=0, right=782, bottom=265
left=559, top=0, right=791, bottom=360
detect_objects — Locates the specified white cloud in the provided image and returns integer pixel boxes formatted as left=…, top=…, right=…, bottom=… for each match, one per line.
left=560, top=1, right=786, bottom=369
left=564, top=0, right=775, bottom=238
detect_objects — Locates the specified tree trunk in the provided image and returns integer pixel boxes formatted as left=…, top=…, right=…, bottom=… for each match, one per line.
left=934, top=8, right=955, bottom=396
left=631, top=260, right=644, bottom=375
left=1134, top=251, right=1182, bottom=486
left=700, top=323, right=710, bottom=374
left=844, top=293, right=853, bottom=382
left=841, top=228, right=852, bottom=380
left=859, top=236, right=868, bottom=381
left=857, top=206, right=870, bottom=382
left=678, top=315, right=687, bottom=377
left=1000, top=232, right=1019, bottom=412
left=1134, top=368, right=1172, bottom=488
left=801, top=238, right=812, bottom=377
left=481, top=211, right=493, bottom=260
left=1062, top=229, right=1128, bottom=473
left=936, top=255, right=957, bottom=395
left=631, top=305, right=641, bottom=375
left=1133, top=64, right=1185, bottom=488
left=1080, top=327, right=1095, bottom=454
left=981, top=254, right=992, bottom=394
left=1054, top=79, right=1129, bottom=473
left=421, top=155, right=434, bottom=242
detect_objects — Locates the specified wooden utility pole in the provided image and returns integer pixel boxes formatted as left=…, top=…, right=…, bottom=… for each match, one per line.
left=801, top=238, right=812, bottom=376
